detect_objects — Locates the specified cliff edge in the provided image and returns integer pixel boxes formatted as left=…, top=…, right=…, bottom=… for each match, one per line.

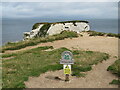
left=23, top=20, right=90, bottom=40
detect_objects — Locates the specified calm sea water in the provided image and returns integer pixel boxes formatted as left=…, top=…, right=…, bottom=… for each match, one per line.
left=2, top=18, right=118, bottom=45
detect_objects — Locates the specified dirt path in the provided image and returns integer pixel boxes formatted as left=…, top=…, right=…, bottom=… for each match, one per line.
left=4, top=34, right=119, bottom=88
left=24, top=35, right=119, bottom=88
left=5, top=35, right=118, bottom=56
left=24, top=57, right=117, bottom=88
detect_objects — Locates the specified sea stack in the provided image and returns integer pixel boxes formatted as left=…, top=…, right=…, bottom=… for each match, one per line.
left=23, top=20, right=90, bottom=40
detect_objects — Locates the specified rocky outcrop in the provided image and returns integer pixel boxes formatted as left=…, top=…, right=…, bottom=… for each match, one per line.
left=23, top=20, right=90, bottom=40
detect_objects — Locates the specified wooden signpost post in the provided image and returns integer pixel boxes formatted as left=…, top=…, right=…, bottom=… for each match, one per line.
left=60, top=51, right=74, bottom=82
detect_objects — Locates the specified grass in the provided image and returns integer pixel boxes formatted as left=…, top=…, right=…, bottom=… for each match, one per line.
left=109, top=79, right=120, bottom=85
left=107, top=59, right=120, bottom=76
left=1, top=46, right=54, bottom=58
left=72, top=65, right=91, bottom=77
left=32, top=20, right=89, bottom=29
left=88, top=31, right=106, bottom=36
left=2, top=46, right=109, bottom=88
left=1, top=31, right=78, bottom=52
left=32, top=23, right=40, bottom=30
left=107, top=59, right=120, bottom=85
left=86, top=30, right=120, bottom=38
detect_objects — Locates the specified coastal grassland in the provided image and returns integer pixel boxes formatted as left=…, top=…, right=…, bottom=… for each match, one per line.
left=86, top=30, right=120, bottom=38
left=2, top=46, right=109, bottom=88
left=107, top=59, right=120, bottom=85
left=1, top=31, right=78, bottom=52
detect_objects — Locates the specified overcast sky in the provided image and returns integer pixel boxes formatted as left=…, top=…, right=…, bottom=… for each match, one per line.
left=1, top=2, right=118, bottom=19
left=1, top=0, right=120, bottom=2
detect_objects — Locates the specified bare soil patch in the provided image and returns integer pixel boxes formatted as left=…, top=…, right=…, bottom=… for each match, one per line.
left=24, top=35, right=118, bottom=88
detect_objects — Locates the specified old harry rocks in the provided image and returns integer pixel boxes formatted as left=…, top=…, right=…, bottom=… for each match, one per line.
left=23, top=20, right=90, bottom=40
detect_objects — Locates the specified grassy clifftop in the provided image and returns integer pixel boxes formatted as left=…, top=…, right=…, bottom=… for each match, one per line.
left=107, top=59, right=120, bottom=85
left=2, top=46, right=109, bottom=88
left=2, top=31, right=79, bottom=52
left=32, top=20, right=89, bottom=30
left=86, top=30, right=120, bottom=39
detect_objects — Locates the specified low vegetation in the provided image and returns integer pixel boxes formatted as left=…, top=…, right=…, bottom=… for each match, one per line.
left=2, top=47, right=109, bottom=88
left=32, top=23, right=40, bottom=30
left=107, top=59, right=120, bottom=85
left=1, top=31, right=78, bottom=52
left=86, top=30, right=120, bottom=38
left=32, top=20, right=89, bottom=30
left=35, top=23, right=51, bottom=37
left=87, top=31, right=106, bottom=36
left=56, top=20, right=89, bottom=24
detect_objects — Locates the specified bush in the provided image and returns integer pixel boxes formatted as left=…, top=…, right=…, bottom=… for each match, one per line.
left=107, top=59, right=120, bottom=77
left=5, top=42, right=16, bottom=45
left=117, top=34, right=120, bottom=39
left=106, top=33, right=120, bottom=39
left=72, top=50, right=80, bottom=55
left=71, top=65, right=92, bottom=77
left=87, top=30, right=120, bottom=39
left=60, top=30, right=78, bottom=38
left=89, top=31, right=106, bottom=36
left=106, top=33, right=118, bottom=37
left=1, top=50, right=5, bottom=53
left=32, top=23, right=40, bottom=30
left=110, top=79, right=120, bottom=85
left=72, top=65, right=92, bottom=72
left=36, top=23, right=51, bottom=37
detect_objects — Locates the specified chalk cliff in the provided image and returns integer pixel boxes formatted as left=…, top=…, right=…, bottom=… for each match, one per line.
left=23, top=20, right=90, bottom=40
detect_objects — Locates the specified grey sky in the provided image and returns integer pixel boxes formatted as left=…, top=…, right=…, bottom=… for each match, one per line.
left=1, top=2, right=118, bottom=19
left=1, top=0, right=119, bottom=2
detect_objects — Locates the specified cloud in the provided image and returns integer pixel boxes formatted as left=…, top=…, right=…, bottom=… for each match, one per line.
left=1, top=2, right=118, bottom=19
left=1, top=0, right=120, bottom=2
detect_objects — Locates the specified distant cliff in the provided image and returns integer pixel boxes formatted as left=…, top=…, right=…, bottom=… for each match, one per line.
left=23, top=20, right=90, bottom=40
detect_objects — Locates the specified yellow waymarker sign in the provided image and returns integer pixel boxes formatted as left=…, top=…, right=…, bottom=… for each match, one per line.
left=64, top=65, right=71, bottom=74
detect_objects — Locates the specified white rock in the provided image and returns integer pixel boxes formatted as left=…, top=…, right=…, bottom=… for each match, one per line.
left=23, top=21, right=90, bottom=40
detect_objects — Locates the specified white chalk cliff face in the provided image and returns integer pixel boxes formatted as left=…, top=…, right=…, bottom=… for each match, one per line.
left=23, top=21, right=90, bottom=40
left=47, top=22, right=90, bottom=35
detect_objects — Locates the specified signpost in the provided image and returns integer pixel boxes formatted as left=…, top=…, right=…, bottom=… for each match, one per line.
left=63, top=65, right=71, bottom=74
left=60, top=51, right=74, bottom=81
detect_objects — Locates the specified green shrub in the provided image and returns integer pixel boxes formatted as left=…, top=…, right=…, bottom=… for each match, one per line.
left=36, top=23, right=51, bottom=37
left=89, top=31, right=106, bottom=36
left=87, top=30, right=120, bottom=39
left=71, top=65, right=91, bottom=77
left=117, top=34, right=120, bottom=39
left=5, top=42, right=16, bottom=45
left=107, top=33, right=120, bottom=39
left=72, top=50, right=80, bottom=55
left=37, top=46, right=54, bottom=50
left=110, top=79, right=120, bottom=85
left=32, top=23, right=40, bottom=30
left=106, top=33, right=118, bottom=37
left=72, top=65, right=92, bottom=72
left=3, top=41, right=37, bottom=50
left=0, top=50, right=5, bottom=53
left=2, top=53, right=17, bottom=58
left=85, top=51, right=93, bottom=54
left=60, top=30, right=78, bottom=38
left=107, top=59, right=120, bottom=77
left=72, top=71, right=86, bottom=77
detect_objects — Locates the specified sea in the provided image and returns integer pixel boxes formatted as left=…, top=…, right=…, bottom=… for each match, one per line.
left=1, top=18, right=118, bottom=45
